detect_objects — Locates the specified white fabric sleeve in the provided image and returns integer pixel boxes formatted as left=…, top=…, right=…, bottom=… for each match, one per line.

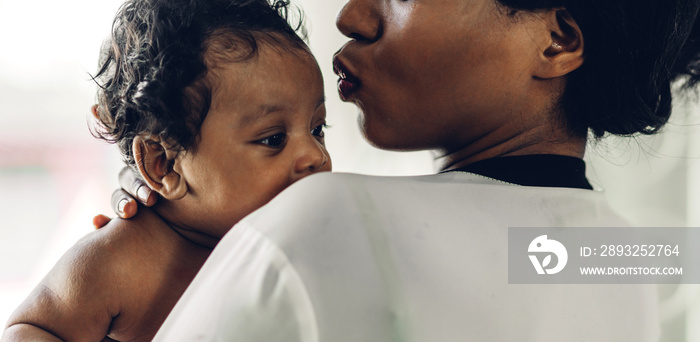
left=153, top=222, right=319, bottom=342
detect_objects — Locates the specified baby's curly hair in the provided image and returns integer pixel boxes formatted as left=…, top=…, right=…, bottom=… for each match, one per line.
left=92, top=0, right=307, bottom=167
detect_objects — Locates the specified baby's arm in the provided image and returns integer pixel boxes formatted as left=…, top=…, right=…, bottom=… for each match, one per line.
left=2, top=231, right=121, bottom=342
left=2, top=324, right=62, bottom=341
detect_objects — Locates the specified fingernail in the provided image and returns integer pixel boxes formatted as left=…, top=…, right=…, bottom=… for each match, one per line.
left=137, top=185, right=150, bottom=202
left=117, top=199, right=129, bottom=214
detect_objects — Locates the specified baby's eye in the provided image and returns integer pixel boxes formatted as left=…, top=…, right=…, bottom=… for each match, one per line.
left=258, top=133, right=287, bottom=148
left=311, top=123, right=327, bottom=138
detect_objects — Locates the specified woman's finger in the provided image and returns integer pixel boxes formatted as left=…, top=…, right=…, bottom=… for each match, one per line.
left=92, top=214, right=112, bottom=229
left=111, top=189, right=138, bottom=219
left=118, top=166, right=157, bottom=207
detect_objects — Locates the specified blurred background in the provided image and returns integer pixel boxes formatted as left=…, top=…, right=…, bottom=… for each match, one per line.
left=0, top=0, right=698, bottom=340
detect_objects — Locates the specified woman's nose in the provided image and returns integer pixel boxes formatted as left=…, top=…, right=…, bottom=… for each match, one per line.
left=294, top=138, right=331, bottom=176
left=336, top=0, right=381, bottom=43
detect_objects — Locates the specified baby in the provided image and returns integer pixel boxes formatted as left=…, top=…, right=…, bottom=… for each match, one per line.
left=2, top=0, right=330, bottom=340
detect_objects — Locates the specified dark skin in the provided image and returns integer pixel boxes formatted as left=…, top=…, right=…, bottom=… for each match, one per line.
left=4, top=43, right=331, bottom=341
left=27, top=0, right=592, bottom=339
left=5, top=209, right=211, bottom=342
left=91, top=110, right=157, bottom=227
left=102, top=0, right=588, bottom=220
left=334, top=0, right=586, bottom=166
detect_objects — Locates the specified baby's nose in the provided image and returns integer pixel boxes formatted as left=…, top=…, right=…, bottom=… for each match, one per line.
left=293, top=139, right=331, bottom=177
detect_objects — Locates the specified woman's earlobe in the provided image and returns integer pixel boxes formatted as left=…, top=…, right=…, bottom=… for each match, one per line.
left=537, top=9, right=585, bottom=79
left=132, top=136, right=188, bottom=200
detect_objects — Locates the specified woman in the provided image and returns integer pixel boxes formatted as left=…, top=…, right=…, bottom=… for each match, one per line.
left=108, top=0, right=700, bottom=340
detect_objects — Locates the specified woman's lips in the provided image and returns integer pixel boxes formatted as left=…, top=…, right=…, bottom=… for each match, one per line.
left=333, top=57, right=361, bottom=101
left=337, top=79, right=359, bottom=101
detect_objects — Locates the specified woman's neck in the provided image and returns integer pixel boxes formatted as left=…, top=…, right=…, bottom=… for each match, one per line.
left=436, top=120, right=586, bottom=171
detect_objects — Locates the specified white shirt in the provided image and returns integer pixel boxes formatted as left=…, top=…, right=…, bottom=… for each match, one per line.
left=155, top=172, right=659, bottom=341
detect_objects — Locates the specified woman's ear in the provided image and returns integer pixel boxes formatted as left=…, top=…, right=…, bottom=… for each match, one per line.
left=132, top=136, right=188, bottom=200
left=535, top=8, right=584, bottom=79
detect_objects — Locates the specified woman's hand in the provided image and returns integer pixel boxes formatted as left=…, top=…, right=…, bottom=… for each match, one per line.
left=92, top=167, right=159, bottom=229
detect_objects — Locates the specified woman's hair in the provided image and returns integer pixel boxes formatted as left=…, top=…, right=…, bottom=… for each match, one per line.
left=92, top=0, right=306, bottom=167
left=496, top=0, right=700, bottom=137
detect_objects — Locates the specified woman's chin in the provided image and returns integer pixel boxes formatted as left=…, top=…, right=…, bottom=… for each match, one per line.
left=360, top=125, right=428, bottom=152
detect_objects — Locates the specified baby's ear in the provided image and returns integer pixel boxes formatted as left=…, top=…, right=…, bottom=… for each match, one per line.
left=132, top=136, right=188, bottom=200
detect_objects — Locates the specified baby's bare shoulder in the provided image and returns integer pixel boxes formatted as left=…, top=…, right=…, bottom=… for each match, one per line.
left=36, top=212, right=164, bottom=305
left=90, top=217, right=157, bottom=266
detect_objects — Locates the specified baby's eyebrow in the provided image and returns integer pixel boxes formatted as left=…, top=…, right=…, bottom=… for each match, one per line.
left=238, top=104, right=287, bottom=126
left=260, top=104, right=289, bottom=115
left=239, top=95, right=325, bottom=125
